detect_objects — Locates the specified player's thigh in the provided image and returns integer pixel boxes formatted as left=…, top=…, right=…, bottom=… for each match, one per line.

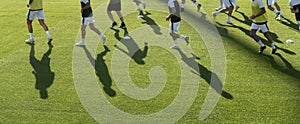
left=82, top=17, right=95, bottom=26
left=169, top=22, right=181, bottom=33
left=224, top=0, right=233, bottom=8
left=37, top=10, right=45, bottom=20
left=258, top=23, right=269, bottom=33
left=26, top=11, right=38, bottom=20
left=250, top=23, right=259, bottom=30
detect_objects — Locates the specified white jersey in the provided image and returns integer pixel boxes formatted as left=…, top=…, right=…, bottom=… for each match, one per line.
left=289, top=0, right=300, bottom=8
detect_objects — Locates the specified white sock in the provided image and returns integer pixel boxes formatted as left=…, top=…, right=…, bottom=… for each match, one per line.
left=194, top=2, right=199, bottom=6
left=227, top=16, right=231, bottom=21
left=46, top=31, right=52, bottom=39
left=81, top=39, right=85, bottom=42
left=273, top=9, right=279, bottom=14
left=258, top=40, right=265, bottom=47
left=220, top=0, right=223, bottom=8
left=179, top=35, right=186, bottom=39
left=215, top=11, right=221, bottom=14
left=29, top=33, right=34, bottom=39
left=298, top=21, right=300, bottom=25
left=181, top=4, right=185, bottom=8
left=174, top=40, right=178, bottom=46
left=271, top=43, right=276, bottom=49
left=279, top=11, right=283, bottom=15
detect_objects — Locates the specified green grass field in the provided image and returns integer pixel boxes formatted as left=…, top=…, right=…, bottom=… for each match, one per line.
left=0, top=0, right=300, bottom=123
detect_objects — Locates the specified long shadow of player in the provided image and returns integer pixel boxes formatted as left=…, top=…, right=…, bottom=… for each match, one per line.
left=216, top=22, right=296, bottom=55
left=81, top=45, right=116, bottom=97
left=139, top=11, right=162, bottom=35
left=280, top=16, right=299, bottom=32
left=175, top=48, right=233, bottom=99
left=29, top=43, right=54, bottom=99
left=262, top=53, right=300, bottom=80
left=111, top=28, right=148, bottom=65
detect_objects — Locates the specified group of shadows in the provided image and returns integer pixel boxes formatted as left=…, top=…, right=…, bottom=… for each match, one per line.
left=27, top=11, right=299, bottom=100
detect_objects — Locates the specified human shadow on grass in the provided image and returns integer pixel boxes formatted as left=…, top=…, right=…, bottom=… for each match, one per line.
left=80, top=45, right=116, bottom=97
left=29, top=43, right=54, bottom=99
left=139, top=11, right=162, bottom=35
left=111, top=28, right=148, bottom=65
left=175, top=48, right=233, bottom=99
left=230, top=11, right=283, bottom=44
left=262, top=53, right=300, bottom=80
left=280, top=16, right=300, bottom=32
left=216, top=22, right=296, bottom=55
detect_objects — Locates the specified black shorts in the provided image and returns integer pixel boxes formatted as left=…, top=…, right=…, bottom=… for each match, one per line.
left=293, top=4, right=300, bottom=21
left=107, top=0, right=121, bottom=11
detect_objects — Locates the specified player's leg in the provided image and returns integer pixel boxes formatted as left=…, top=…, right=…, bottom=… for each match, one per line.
left=134, top=0, right=142, bottom=10
left=263, top=32, right=276, bottom=54
left=274, top=1, right=282, bottom=20
left=226, top=5, right=234, bottom=24
left=26, top=19, right=35, bottom=43
left=38, top=20, right=52, bottom=41
left=191, top=0, right=201, bottom=12
left=231, top=0, right=239, bottom=11
left=116, top=11, right=126, bottom=28
left=250, top=23, right=266, bottom=54
left=216, top=0, right=223, bottom=11
left=181, top=0, right=185, bottom=11
left=295, top=5, right=300, bottom=30
left=107, top=10, right=117, bottom=28
left=213, top=7, right=228, bottom=19
left=37, top=10, right=52, bottom=42
left=134, top=0, right=146, bottom=10
left=76, top=18, right=88, bottom=46
left=169, top=22, right=189, bottom=49
left=267, top=0, right=281, bottom=20
left=261, top=23, right=276, bottom=54
left=26, top=10, right=35, bottom=43
left=273, top=0, right=282, bottom=15
left=89, top=23, right=106, bottom=43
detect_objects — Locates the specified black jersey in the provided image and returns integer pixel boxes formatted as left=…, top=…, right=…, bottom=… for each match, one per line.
left=168, top=0, right=181, bottom=23
left=81, top=0, right=93, bottom=17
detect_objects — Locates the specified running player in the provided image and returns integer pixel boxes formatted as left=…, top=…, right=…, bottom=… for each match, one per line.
left=266, top=0, right=283, bottom=20
left=289, top=0, right=300, bottom=30
left=250, top=0, right=276, bottom=54
left=107, top=0, right=126, bottom=28
left=76, top=0, right=106, bottom=46
left=180, top=0, right=202, bottom=12
left=167, top=0, right=189, bottom=49
left=25, top=0, right=52, bottom=44
left=213, top=0, right=235, bottom=24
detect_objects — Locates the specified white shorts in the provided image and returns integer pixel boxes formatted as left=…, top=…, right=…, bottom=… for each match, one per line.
left=170, top=22, right=181, bottom=33
left=224, top=0, right=234, bottom=8
left=26, top=10, right=45, bottom=20
left=251, top=22, right=269, bottom=33
left=81, top=17, right=95, bottom=26
left=266, top=0, right=278, bottom=6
